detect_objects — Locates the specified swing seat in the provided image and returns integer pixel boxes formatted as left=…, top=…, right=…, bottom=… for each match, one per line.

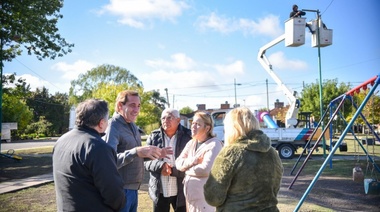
left=364, top=179, right=380, bottom=195
left=362, top=138, right=374, bottom=145
left=339, top=143, right=347, bottom=152
left=353, top=167, right=364, bottom=182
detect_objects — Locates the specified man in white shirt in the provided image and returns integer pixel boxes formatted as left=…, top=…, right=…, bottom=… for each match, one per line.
left=144, top=108, right=192, bottom=212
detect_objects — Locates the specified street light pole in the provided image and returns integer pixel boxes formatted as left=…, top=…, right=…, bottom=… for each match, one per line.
left=303, top=8, right=326, bottom=157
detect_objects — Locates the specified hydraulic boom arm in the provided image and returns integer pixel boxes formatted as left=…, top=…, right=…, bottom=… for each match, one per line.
left=257, top=34, right=300, bottom=128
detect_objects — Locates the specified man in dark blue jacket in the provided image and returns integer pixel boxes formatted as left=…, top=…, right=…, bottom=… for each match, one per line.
left=53, top=99, right=125, bottom=211
left=145, top=108, right=192, bottom=212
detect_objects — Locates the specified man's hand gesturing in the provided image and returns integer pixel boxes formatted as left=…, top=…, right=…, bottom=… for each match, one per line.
left=136, top=146, right=173, bottom=160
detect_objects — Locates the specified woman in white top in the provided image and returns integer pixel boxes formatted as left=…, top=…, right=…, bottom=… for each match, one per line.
left=175, top=111, right=223, bottom=212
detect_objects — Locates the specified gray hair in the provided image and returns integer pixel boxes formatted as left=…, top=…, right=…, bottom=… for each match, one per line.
left=161, top=108, right=180, bottom=118
left=75, top=99, right=109, bottom=128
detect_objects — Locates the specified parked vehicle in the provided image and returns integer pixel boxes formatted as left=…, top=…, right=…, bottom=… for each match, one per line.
left=211, top=110, right=328, bottom=159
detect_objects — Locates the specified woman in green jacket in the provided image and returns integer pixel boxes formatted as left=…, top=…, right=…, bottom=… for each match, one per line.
left=204, top=107, right=283, bottom=212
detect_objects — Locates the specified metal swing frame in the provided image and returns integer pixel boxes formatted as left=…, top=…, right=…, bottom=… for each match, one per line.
left=291, top=74, right=380, bottom=211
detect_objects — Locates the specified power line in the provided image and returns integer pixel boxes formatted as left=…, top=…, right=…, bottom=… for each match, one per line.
left=321, top=0, right=335, bottom=16
left=14, top=58, right=64, bottom=91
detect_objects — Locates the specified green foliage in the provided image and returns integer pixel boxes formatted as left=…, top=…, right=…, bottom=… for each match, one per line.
left=25, top=116, right=52, bottom=137
left=91, top=83, right=131, bottom=116
left=69, top=65, right=168, bottom=130
left=2, top=74, right=33, bottom=131
left=2, top=74, right=69, bottom=136
left=180, top=106, right=194, bottom=114
left=69, top=64, right=143, bottom=105
left=2, top=92, right=33, bottom=131
left=137, top=90, right=166, bottom=129
left=347, top=90, right=380, bottom=124
left=26, top=87, right=69, bottom=135
left=143, top=122, right=160, bottom=135
left=2, top=73, right=32, bottom=95
left=0, top=0, right=74, bottom=62
left=300, top=79, right=352, bottom=120
left=300, top=78, right=380, bottom=126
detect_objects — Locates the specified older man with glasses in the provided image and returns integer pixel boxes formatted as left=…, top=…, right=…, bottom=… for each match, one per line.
left=144, top=108, right=192, bottom=212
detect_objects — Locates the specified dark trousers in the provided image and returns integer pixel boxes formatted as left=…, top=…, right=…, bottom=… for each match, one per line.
left=153, top=193, right=186, bottom=212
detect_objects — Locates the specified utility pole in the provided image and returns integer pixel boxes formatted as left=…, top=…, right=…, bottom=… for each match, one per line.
left=172, top=94, right=175, bottom=109
left=164, top=88, right=170, bottom=108
left=266, top=79, right=269, bottom=110
left=234, top=78, right=241, bottom=108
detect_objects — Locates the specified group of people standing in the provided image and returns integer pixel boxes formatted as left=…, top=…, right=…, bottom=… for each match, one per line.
left=52, top=89, right=284, bottom=212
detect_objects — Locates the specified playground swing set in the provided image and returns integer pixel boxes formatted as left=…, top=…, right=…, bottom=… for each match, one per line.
left=287, top=74, right=380, bottom=211
left=352, top=93, right=379, bottom=188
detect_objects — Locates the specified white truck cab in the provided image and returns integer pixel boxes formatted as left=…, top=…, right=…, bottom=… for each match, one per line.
left=211, top=109, right=327, bottom=159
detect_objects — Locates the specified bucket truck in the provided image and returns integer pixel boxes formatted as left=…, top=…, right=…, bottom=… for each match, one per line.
left=212, top=17, right=332, bottom=159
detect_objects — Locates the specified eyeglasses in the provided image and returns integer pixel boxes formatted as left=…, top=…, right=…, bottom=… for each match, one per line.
left=161, top=116, right=175, bottom=121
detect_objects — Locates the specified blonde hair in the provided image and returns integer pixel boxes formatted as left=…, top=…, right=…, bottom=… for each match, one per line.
left=223, top=107, right=260, bottom=146
left=194, top=111, right=215, bottom=138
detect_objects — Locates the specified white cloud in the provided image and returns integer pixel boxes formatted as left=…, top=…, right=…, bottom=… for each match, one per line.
left=195, top=12, right=237, bottom=34
left=214, top=60, right=245, bottom=76
left=4, top=73, right=71, bottom=94
left=157, top=43, right=166, bottom=49
left=145, top=53, right=196, bottom=70
left=144, top=53, right=245, bottom=87
left=51, top=60, right=96, bottom=81
left=7, top=60, right=96, bottom=94
left=140, top=53, right=251, bottom=109
left=100, top=0, right=190, bottom=28
left=195, top=12, right=282, bottom=37
left=140, top=69, right=216, bottom=91
left=16, top=74, right=50, bottom=91
left=268, top=51, right=308, bottom=70
left=239, top=15, right=283, bottom=37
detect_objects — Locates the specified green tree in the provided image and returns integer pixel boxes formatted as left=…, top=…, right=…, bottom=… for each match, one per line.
left=95, top=87, right=166, bottom=133
left=347, top=90, right=380, bottom=125
left=1, top=1, right=73, bottom=138
left=0, top=0, right=74, bottom=62
left=2, top=92, right=33, bottom=133
left=25, top=116, right=52, bottom=137
left=69, top=64, right=143, bottom=104
left=2, top=74, right=33, bottom=133
left=300, top=79, right=352, bottom=121
left=2, top=73, right=32, bottom=96
left=91, top=83, right=128, bottom=116
left=180, top=106, right=194, bottom=115
left=49, top=92, right=70, bottom=134
left=138, top=90, right=166, bottom=126
left=137, top=90, right=166, bottom=134
left=70, top=65, right=168, bottom=131
left=26, top=87, right=69, bottom=136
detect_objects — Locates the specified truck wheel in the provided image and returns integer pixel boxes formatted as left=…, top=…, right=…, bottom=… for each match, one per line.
left=278, top=144, right=295, bottom=159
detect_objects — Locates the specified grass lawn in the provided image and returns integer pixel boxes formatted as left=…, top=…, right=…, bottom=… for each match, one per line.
left=0, top=134, right=379, bottom=211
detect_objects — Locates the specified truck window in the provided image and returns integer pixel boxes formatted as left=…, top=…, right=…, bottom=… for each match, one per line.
left=212, top=112, right=226, bottom=127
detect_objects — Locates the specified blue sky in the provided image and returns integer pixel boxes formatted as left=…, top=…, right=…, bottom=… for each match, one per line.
left=4, top=0, right=380, bottom=111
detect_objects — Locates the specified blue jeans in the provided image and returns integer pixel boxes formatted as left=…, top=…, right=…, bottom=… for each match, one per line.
left=120, top=189, right=138, bottom=212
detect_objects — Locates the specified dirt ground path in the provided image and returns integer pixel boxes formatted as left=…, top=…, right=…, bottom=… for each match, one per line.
left=141, top=159, right=380, bottom=211
left=279, top=170, right=380, bottom=211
